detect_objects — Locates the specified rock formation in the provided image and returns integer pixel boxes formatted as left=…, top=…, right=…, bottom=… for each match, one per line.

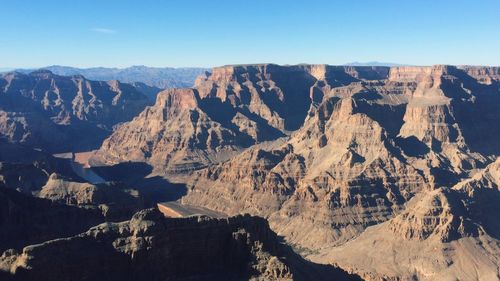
left=39, top=173, right=145, bottom=221
left=91, top=88, right=249, bottom=173
left=309, top=158, right=500, bottom=281
left=0, top=187, right=104, bottom=252
left=91, top=64, right=391, bottom=172
left=0, top=140, right=81, bottom=194
left=16, top=63, right=500, bottom=280
left=0, top=208, right=361, bottom=281
left=176, top=64, right=500, bottom=249
left=0, top=70, right=152, bottom=152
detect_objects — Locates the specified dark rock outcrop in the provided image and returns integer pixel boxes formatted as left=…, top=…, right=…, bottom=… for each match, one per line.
left=0, top=140, right=81, bottom=194
left=0, top=208, right=361, bottom=281
left=39, top=173, right=145, bottom=221
left=0, top=187, right=104, bottom=252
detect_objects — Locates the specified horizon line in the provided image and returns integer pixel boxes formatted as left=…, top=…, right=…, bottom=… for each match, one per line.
left=3, top=62, right=500, bottom=72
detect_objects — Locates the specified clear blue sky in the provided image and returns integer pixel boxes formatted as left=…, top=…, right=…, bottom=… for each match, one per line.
left=1, top=0, right=499, bottom=68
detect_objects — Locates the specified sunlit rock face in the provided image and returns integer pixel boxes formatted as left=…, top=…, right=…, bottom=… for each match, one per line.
left=0, top=70, right=152, bottom=152
left=93, top=64, right=500, bottom=252
left=2, top=63, right=500, bottom=281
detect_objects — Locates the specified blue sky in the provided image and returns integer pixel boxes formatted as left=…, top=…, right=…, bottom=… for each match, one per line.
left=1, top=0, right=499, bottom=68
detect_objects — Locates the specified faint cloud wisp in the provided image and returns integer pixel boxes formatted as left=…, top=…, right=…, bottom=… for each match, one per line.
left=91, top=28, right=117, bottom=34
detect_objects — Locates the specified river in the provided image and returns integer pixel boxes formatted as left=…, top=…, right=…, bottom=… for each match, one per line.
left=53, top=152, right=106, bottom=184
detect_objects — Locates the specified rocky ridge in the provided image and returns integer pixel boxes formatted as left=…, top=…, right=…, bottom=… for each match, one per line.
left=76, top=64, right=500, bottom=279
left=0, top=208, right=361, bottom=281
left=13, top=65, right=209, bottom=89
left=310, top=157, right=500, bottom=281
left=0, top=70, right=152, bottom=152
left=39, top=173, right=145, bottom=221
left=0, top=187, right=104, bottom=252
left=175, top=64, right=500, bottom=249
left=91, top=64, right=391, bottom=172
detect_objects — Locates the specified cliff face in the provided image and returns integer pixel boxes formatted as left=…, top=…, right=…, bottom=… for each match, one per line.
left=195, top=64, right=389, bottom=131
left=39, top=173, right=145, bottom=221
left=0, top=70, right=152, bottom=152
left=92, top=64, right=393, bottom=171
left=0, top=187, right=104, bottom=252
left=0, top=208, right=361, bottom=281
left=177, top=64, right=500, bottom=249
left=95, top=64, right=500, bottom=173
left=311, top=158, right=500, bottom=281
left=90, top=64, right=500, bottom=277
left=91, top=88, right=249, bottom=172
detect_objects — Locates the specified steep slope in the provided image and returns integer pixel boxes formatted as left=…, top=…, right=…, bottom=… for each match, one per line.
left=0, top=140, right=81, bottom=194
left=91, top=64, right=500, bottom=254
left=91, top=88, right=250, bottom=173
left=0, top=70, right=152, bottom=152
left=184, top=80, right=426, bottom=248
left=39, top=173, right=145, bottom=221
left=182, top=65, right=500, bottom=250
left=92, top=64, right=389, bottom=172
left=0, top=208, right=362, bottom=281
left=194, top=64, right=388, bottom=131
left=393, top=66, right=496, bottom=182
left=310, top=158, right=500, bottom=281
left=0, top=187, right=104, bottom=252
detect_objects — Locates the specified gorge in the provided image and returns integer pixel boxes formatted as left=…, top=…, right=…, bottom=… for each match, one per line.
left=1, top=64, right=500, bottom=281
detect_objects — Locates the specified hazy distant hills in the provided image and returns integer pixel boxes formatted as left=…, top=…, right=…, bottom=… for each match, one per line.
left=13, top=65, right=209, bottom=89
left=345, top=61, right=408, bottom=66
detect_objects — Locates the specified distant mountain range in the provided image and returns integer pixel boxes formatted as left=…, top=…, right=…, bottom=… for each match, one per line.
left=11, top=65, right=209, bottom=89
left=345, top=61, right=408, bottom=66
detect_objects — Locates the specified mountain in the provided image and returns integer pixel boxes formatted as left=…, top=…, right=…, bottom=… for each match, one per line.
left=0, top=70, right=152, bottom=152
left=0, top=207, right=362, bottom=281
left=91, top=64, right=500, bottom=263
left=310, top=157, right=500, bottom=280
left=196, top=65, right=500, bottom=249
left=90, top=64, right=390, bottom=173
left=3, top=63, right=500, bottom=280
left=13, top=65, right=209, bottom=89
left=345, top=61, right=408, bottom=67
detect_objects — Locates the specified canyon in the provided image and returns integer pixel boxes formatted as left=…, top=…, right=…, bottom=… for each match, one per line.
left=1, top=64, right=500, bottom=280
left=0, top=70, right=154, bottom=152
